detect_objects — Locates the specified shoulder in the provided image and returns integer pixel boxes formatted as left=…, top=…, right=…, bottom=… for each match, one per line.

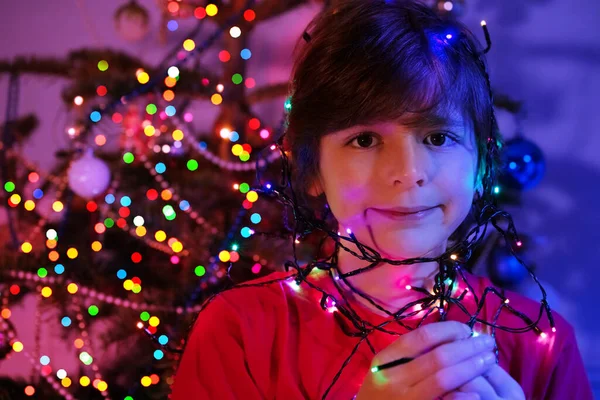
left=466, top=273, right=579, bottom=376
left=188, top=270, right=320, bottom=339
left=215, top=271, right=294, bottom=304
left=471, top=274, right=574, bottom=341
left=173, top=272, right=304, bottom=399
left=210, top=271, right=306, bottom=317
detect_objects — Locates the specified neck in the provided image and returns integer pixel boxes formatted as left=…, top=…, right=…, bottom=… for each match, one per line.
left=335, top=241, right=444, bottom=316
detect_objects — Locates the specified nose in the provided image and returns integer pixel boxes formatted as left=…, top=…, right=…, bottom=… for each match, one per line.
left=382, top=138, right=430, bottom=189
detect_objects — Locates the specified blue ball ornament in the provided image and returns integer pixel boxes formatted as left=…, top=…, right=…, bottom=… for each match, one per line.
left=498, top=137, right=545, bottom=191
left=487, top=246, right=529, bottom=287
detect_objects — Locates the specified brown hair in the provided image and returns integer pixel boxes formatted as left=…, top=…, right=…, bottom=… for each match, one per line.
left=285, top=0, right=502, bottom=209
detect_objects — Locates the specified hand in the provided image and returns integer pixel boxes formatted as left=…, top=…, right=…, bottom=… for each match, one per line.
left=355, top=321, right=497, bottom=400
left=442, top=364, right=525, bottom=400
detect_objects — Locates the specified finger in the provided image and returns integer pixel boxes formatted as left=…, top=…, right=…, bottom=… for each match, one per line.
left=373, top=321, right=471, bottom=366
left=412, top=351, right=497, bottom=399
left=459, top=376, right=498, bottom=400
left=396, top=335, right=495, bottom=387
left=483, top=365, right=525, bottom=399
left=443, top=393, right=481, bottom=400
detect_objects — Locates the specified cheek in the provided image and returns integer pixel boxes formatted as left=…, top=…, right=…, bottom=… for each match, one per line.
left=439, top=155, right=477, bottom=215
left=319, top=154, right=373, bottom=222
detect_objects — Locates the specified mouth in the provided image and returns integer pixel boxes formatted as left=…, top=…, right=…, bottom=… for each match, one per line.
left=370, top=205, right=441, bottom=222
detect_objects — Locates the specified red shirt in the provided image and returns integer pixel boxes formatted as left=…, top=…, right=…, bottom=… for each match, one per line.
left=170, top=269, right=592, bottom=399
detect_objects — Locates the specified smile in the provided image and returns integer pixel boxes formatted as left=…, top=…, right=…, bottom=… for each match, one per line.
left=370, top=206, right=441, bottom=223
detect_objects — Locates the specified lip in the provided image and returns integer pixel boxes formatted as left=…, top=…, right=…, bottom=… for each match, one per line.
left=371, top=205, right=441, bottom=222
left=373, top=205, right=440, bottom=214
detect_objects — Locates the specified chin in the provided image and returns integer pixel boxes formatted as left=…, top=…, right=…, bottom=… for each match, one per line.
left=371, top=231, right=446, bottom=260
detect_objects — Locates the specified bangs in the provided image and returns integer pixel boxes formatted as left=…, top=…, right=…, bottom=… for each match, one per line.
left=301, top=29, right=488, bottom=135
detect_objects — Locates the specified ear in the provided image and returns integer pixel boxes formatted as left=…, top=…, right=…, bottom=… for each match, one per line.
left=307, top=177, right=324, bottom=197
left=473, top=175, right=484, bottom=199
left=475, top=181, right=483, bottom=197
left=474, top=166, right=485, bottom=196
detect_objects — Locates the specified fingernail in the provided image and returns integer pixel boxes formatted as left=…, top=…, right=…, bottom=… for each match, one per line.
left=482, top=335, right=495, bottom=348
left=473, top=336, right=490, bottom=350
left=483, top=352, right=496, bottom=365
left=464, top=325, right=473, bottom=336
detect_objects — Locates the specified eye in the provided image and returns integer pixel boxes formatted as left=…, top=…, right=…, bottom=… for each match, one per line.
left=348, top=132, right=381, bottom=149
left=424, top=132, right=458, bottom=147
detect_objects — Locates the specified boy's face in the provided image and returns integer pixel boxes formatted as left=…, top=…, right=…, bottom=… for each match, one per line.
left=311, top=114, right=478, bottom=260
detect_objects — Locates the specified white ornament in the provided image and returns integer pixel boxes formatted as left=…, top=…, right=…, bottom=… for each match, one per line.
left=68, top=149, right=111, bottom=199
